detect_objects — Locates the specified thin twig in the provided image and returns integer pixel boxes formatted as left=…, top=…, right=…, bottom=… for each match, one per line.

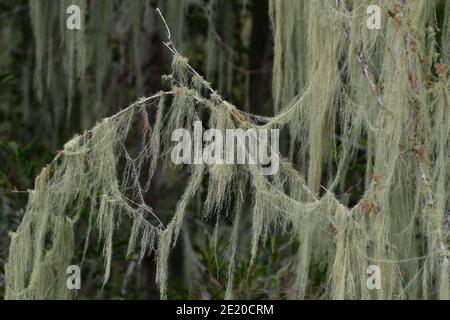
left=357, top=52, right=384, bottom=108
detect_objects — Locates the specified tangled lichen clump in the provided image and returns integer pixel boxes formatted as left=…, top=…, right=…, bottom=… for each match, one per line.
left=3, top=47, right=287, bottom=299
left=269, top=0, right=450, bottom=299
left=5, top=0, right=450, bottom=300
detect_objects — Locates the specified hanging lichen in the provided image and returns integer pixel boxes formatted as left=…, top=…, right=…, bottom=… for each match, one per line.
left=4, top=1, right=450, bottom=300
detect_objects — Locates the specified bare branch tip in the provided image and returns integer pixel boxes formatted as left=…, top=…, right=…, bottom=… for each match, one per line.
left=155, top=8, right=171, bottom=40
